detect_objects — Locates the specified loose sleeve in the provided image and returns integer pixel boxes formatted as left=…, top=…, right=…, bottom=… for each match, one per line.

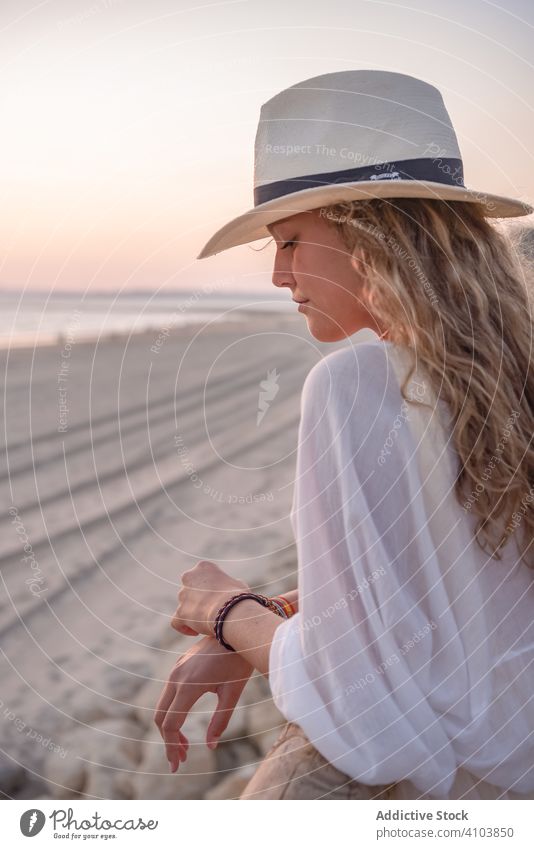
left=269, top=341, right=467, bottom=797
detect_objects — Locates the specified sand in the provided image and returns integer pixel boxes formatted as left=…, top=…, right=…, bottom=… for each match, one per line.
left=0, top=311, right=333, bottom=799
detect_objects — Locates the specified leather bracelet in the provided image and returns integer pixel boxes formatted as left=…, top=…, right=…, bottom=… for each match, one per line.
left=214, top=591, right=288, bottom=652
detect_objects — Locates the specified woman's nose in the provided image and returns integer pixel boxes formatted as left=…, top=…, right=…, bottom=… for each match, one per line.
left=272, top=272, right=292, bottom=289
left=271, top=252, right=294, bottom=289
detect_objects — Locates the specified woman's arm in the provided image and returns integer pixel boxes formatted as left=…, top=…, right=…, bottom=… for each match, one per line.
left=220, top=598, right=285, bottom=678
left=171, top=561, right=291, bottom=679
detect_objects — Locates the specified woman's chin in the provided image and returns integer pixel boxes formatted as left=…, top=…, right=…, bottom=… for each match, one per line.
left=306, top=319, right=348, bottom=343
left=308, top=324, right=347, bottom=342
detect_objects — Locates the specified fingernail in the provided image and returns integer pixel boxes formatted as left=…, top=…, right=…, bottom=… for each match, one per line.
left=208, top=737, right=219, bottom=750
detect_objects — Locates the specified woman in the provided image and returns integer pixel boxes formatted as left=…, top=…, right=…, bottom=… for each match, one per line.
left=154, top=70, right=534, bottom=799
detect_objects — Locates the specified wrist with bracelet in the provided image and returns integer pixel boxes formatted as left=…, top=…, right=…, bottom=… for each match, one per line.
left=214, top=591, right=296, bottom=652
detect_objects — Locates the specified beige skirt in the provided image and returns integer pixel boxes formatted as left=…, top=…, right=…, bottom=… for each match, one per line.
left=240, top=721, right=534, bottom=800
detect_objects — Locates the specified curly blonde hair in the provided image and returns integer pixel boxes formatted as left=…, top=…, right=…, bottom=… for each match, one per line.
left=321, top=197, right=534, bottom=571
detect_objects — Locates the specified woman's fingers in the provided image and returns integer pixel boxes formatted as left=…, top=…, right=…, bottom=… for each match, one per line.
left=162, top=695, right=194, bottom=769
left=169, top=730, right=189, bottom=773
left=206, top=683, right=243, bottom=750
left=170, top=608, right=199, bottom=635
left=173, top=623, right=199, bottom=636
left=153, top=680, right=175, bottom=732
left=154, top=680, right=193, bottom=768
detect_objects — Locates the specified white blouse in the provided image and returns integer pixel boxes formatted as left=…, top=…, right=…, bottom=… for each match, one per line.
left=269, top=327, right=534, bottom=799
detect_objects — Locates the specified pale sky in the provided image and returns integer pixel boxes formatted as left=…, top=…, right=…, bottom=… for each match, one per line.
left=1, top=0, right=533, bottom=294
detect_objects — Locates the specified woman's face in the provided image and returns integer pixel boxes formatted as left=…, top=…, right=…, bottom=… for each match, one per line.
left=267, top=208, right=386, bottom=343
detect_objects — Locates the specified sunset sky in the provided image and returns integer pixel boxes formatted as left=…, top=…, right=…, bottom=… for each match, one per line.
left=1, top=0, right=533, bottom=294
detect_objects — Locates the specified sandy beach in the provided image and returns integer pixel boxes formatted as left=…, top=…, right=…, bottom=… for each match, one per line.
left=0, top=310, right=340, bottom=800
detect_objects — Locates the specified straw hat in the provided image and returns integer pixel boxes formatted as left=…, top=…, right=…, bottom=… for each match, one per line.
left=197, top=70, right=532, bottom=259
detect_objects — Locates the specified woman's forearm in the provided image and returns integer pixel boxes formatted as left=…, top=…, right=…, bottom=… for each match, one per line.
left=220, top=599, right=284, bottom=677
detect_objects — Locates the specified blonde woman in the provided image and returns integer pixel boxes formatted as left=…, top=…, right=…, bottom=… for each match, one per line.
left=155, top=71, right=534, bottom=800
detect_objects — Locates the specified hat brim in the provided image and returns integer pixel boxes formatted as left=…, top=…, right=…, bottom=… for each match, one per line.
left=197, top=180, right=533, bottom=259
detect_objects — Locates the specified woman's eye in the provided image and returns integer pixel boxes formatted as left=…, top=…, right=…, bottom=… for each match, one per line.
left=281, top=240, right=296, bottom=250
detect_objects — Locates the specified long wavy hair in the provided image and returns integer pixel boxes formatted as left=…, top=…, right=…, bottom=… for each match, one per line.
left=321, top=197, right=534, bottom=571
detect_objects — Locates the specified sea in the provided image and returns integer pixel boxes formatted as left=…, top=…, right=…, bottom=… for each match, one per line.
left=0, top=289, right=293, bottom=349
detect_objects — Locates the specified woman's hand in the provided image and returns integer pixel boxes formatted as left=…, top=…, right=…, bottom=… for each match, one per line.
left=153, top=635, right=253, bottom=772
left=171, top=560, right=249, bottom=638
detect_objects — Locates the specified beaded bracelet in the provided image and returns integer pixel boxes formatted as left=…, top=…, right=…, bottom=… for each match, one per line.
left=214, top=591, right=289, bottom=652
left=267, top=598, right=288, bottom=619
left=270, top=594, right=296, bottom=618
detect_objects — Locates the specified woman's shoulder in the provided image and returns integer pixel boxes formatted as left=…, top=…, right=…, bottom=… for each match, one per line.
left=300, top=332, right=446, bottom=454
left=302, top=331, right=438, bottom=416
left=301, top=330, right=403, bottom=411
